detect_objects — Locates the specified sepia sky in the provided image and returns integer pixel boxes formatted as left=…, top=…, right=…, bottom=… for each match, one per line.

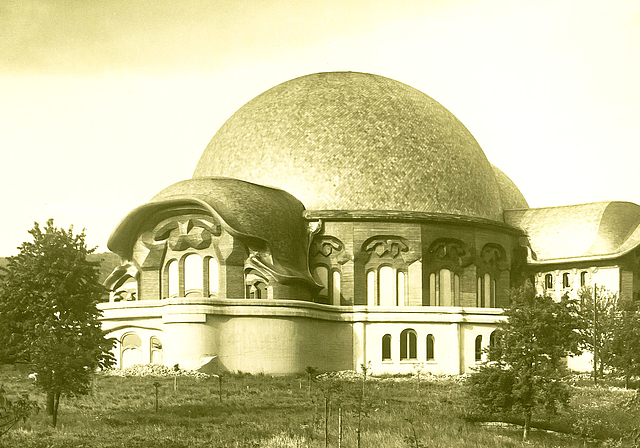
left=1, top=0, right=639, bottom=256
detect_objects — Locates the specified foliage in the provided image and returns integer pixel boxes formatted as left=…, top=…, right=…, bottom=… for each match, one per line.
left=466, top=281, right=581, bottom=440
left=609, top=299, right=640, bottom=388
left=575, top=286, right=617, bottom=377
left=0, top=220, right=115, bottom=426
left=0, top=386, right=39, bottom=438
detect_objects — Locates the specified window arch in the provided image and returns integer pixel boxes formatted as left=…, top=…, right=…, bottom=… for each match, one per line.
left=184, top=254, right=203, bottom=295
left=379, top=266, right=394, bottom=307
left=249, top=281, right=268, bottom=299
left=167, top=260, right=179, bottom=298
left=382, top=334, right=392, bottom=361
left=397, top=271, right=406, bottom=306
left=121, top=333, right=142, bottom=368
left=331, top=270, right=341, bottom=305
left=477, top=274, right=496, bottom=307
left=208, top=257, right=219, bottom=297
left=150, top=336, right=163, bottom=364
left=426, top=334, right=435, bottom=361
left=580, top=271, right=588, bottom=287
left=400, top=329, right=418, bottom=361
left=562, top=273, right=570, bottom=289
left=475, top=335, right=483, bottom=362
left=545, top=273, right=554, bottom=289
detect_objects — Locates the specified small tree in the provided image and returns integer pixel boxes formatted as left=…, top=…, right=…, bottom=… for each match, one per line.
left=466, top=281, right=581, bottom=441
left=0, top=220, right=115, bottom=427
left=609, top=299, right=640, bottom=388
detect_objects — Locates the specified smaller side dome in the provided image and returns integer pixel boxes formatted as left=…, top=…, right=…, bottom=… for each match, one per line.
left=492, top=165, right=528, bottom=210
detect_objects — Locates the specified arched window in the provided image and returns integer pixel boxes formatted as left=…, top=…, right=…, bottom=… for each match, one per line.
left=121, top=333, right=142, bottom=368
left=367, top=270, right=376, bottom=306
left=429, top=272, right=437, bottom=306
left=433, top=269, right=460, bottom=306
left=545, top=274, right=554, bottom=289
left=489, top=330, right=498, bottom=349
left=184, top=254, right=203, bottom=295
left=563, top=273, right=570, bottom=289
left=426, top=334, right=435, bottom=361
left=150, top=336, right=163, bottom=364
left=580, top=271, right=588, bottom=287
left=167, top=260, right=179, bottom=298
left=332, top=270, right=341, bottom=305
left=477, top=274, right=496, bottom=308
left=208, top=257, right=219, bottom=296
left=397, top=271, right=406, bottom=306
left=440, top=268, right=452, bottom=306
left=400, top=329, right=418, bottom=361
left=313, top=266, right=329, bottom=297
left=382, top=334, right=392, bottom=361
left=379, top=266, right=394, bottom=307
left=250, top=281, right=268, bottom=299
left=475, top=335, right=483, bottom=362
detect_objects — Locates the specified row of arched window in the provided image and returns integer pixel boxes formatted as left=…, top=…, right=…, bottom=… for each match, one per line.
left=367, top=267, right=406, bottom=306
left=544, top=271, right=589, bottom=290
left=121, top=333, right=163, bottom=368
left=381, top=330, right=435, bottom=362
left=165, top=254, right=219, bottom=298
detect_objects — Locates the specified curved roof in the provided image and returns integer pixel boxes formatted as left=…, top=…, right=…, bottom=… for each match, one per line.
left=193, top=72, right=507, bottom=222
left=107, top=177, right=314, bottom=285
left=505, top=201, right=640, bottom=263
left=491, top=165, right=529, bottom=210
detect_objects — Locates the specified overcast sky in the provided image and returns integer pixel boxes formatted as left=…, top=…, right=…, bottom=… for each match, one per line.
left=1, top=0, right=639, bottom=256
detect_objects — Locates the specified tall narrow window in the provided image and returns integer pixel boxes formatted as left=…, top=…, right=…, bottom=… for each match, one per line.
left=545, top=274, right=554, bottom=289
left=475, top=335, right=483, bottom=362
left=490, top=278, right=496, bottom=308
left=397, top=271, right=406, bottom=306
left=430, top=272, right=437, bottom=306
left=484, top=273, right=491, bottom=308
left=313, top=266, right=329, bottom=297
left=250, top=281, right=268, bottom=299
left=150, top=336, right=163, bottom=364
left=332, top=270, right=341, bottom=305
left=477, top=276, right=483, bottom=307
left=400, top=329, right=417, bottom=360
left=382, top=334, right=392, bottom=361
left=367, top=270, right=376, bottom=306
left=379, top=266, right=394, bottom=307
left=208, top=257, right=219, bottom=296
left=563, top=273, right=570, bottom=289
left=580, top=271, right=588, bottom=287
left=184, top=254, right=203, bottom=295
left=454, top=273, right=460, bottom=306
left=439, top=269, right=452, bottom=306
left=426, top=334, right=435, bottom=361
left=167, top=260, right=178, bottom=298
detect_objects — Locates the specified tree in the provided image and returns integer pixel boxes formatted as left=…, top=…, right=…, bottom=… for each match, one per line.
left=466, top=281, right=581, bottom=441
left=609, top=299, right=640, bottom=388
left=575, top=286, right=617, bottom=382
left=0, top=220, right=115, bottom=427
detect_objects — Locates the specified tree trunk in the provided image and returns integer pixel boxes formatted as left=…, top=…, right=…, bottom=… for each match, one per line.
left=51, top=391, right=60, bottom=428
left=46, top=390, right=54, bottom=416
left=523, top=411, right=531, bottom=442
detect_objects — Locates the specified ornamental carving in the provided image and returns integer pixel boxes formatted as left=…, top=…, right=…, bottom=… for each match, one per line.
left=134, top=217, right=221, bottom=269
left=480, top=243, right=509, bottom=271
left=310, top=236, right=350, bottom=265
left=427, top=238, right=473, bottom=268
left=361, top=235, right=419, bottom=264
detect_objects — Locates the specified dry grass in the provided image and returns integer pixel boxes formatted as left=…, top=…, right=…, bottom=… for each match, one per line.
left=0, top=364, right=637, bottom=447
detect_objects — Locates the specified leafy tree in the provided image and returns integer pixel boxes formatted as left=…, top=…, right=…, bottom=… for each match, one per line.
left=575, top=286, right=617, bottom=381
left=0, top=220, right=115, bottom=427
left=609, top=299, right=640, bottom=388
left=466, top=281, right=581, bottom=441
left=0, top=387, right=39, bottom=438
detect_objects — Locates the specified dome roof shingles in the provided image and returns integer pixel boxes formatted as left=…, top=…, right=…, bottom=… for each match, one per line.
left=194, top=72, right=506, bottom=222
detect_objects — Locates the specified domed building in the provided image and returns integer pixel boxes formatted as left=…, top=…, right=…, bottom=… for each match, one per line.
left=98, top=72, right=640, bottom=375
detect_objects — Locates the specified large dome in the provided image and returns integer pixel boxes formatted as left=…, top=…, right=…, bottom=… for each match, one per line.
left=194, top=72, right=509, bottom=221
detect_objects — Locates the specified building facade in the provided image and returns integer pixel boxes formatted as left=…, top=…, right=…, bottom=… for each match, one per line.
left=98, top=72, right=640, bottom=375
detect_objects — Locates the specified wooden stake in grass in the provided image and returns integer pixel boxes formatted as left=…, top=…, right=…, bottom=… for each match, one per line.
left=218, top=374, right=223, bottom=403
left=153, top=382, right=161, bottom=413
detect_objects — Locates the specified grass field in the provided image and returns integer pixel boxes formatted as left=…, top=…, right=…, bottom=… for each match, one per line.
left=1, top=364, right=639, bottom=447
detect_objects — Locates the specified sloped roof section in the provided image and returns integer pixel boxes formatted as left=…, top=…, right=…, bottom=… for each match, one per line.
left=504, top=201, right=640, bottom=263
left=107, top=177, right=314, bottom=285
